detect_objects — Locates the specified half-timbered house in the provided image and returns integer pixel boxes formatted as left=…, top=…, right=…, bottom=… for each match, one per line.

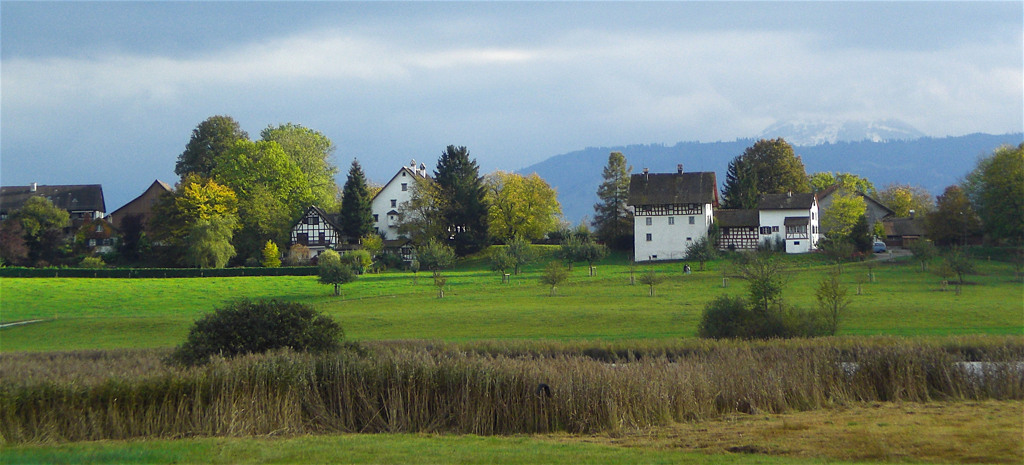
left=290, top=206, right=344, bottom=257
left=714, top=209, right=760, bottom=251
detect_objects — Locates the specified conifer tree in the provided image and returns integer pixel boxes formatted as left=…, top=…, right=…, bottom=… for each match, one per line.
left=591, top=151, right=633, bottom=248
left=434, top=145, right=490, bottom=255
left=340, top=160, right=374, bottom=243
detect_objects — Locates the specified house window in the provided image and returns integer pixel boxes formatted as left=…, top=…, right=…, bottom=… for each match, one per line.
left=391, top=199, right=397, bottom=208
left=319, top=232, right=326, bottom=244
left=793, top=241, right=801, bottom=245
left=95, top=224, right=103, bottom=232
left=401, top=183, right=408, bottom=192
left=668, top=217, right=675, bottom=225
left=686, top=237, right=692, bottom=241
left=296, top=233, right=308, bottom=245
left=760, top=226, right=772, bottom=235
left=646, top=233, right=652, bottom=241
left=689, top=216, right=695, bottom=224
left=88, top=239, right=96, bottom=247
left=645, top=217, right=653, bottom=226
left=772, top=226, right=779, bottom=232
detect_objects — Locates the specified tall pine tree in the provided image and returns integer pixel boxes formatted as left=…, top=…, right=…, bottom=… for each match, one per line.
left=591, top=151, right=633, bottom=248
left=434, top=145, right=490, bottom=255
left=339, top=160, right=374, bottom=243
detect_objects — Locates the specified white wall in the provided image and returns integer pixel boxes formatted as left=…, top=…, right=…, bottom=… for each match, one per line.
left=371, top=168, right=418, bottom=240
left=757, top=202, right=819, bottom=254
left=634, top=204, right=712, bottom=261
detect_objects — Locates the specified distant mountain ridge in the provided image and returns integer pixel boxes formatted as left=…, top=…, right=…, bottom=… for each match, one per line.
left=759, top=119, right=927, bottom=146
left=518, top=133, right=1023, bottom=224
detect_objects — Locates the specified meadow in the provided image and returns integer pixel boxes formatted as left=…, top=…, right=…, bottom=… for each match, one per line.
left=1, top=250, right=1022, bottom=464
left=1, top=250, right=1020, bottom=352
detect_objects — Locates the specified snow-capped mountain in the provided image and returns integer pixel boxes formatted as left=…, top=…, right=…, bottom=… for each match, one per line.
left=758, top=119, right=927, bottom=146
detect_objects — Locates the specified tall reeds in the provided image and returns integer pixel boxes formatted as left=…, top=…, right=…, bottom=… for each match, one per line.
left=2, top=336, right=1022, bottom=444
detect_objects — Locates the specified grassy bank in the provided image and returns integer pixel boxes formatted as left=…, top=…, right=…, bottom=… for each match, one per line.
left=3, top=337, right=1021, bottom=444
left=2, top=254, right=1021, bottom=352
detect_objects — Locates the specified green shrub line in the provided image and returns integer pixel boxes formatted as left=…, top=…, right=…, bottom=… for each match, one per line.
left=1, top=336, right=1022, bottom=444
left=0, top=266, right=317, bottom=278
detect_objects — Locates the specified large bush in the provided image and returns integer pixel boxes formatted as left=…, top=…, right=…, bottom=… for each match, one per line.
left=170, top=299, right=344, bottom=365
left=697, top=295, right=829, bottom=339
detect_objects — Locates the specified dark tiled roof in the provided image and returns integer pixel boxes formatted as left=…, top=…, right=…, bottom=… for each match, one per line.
left=884, top=217, right=926, bottom=237
left=306, top=205, right=344, bottom=232
left=627, top=172, right=718, bottom=206
left=758, top=192, right=815, bottom=210
left=0, top=184, right=106, bottom=214
left=715, top=209, right=759, bottom=227
left=784, top=216, right=810, bottom=226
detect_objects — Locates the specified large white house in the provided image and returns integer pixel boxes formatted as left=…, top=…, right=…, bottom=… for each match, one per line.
left=371, top=160, right=429, bottom=240
left=756, top=192, right=820, bottom=254
left=627, top=166, right=719, bottom=262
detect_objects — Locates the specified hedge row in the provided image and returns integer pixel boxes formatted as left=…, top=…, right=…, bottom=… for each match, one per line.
left=0, top=266, right=318, bottom=279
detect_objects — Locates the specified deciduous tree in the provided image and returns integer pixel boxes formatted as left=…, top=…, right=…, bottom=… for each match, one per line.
left=398, top=177, right=449, bottom=244
left=318, top=249, right=356, bottom=296
left=722, top=139, right=810, bottom=209
left=927, top=185, right=981, bottom=246
left=485, top=171, right=562, bottom=243
left=416, top=238, right=455, bottom=275
left=962, top=143, right=1024, bottom=245
left=539, top=261, right=569, bottom=296
left=876, top=183, right=935, bottom=217
left=821, top=192, right=867, bottom=240
left=592, top=151, right=633, bottom=247
left=260, top=123, right=339, bottom=208
left=150, top=175, right=239, bottom=266
left=175, top=115, right=249, bottom=178
left=809, top=172, right=875, bottom=194
left=184, top=216, right=237, bottom=268
left=261, top=240, right=281, bottom=267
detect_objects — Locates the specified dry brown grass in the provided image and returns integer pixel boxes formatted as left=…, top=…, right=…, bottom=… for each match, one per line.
left=560, top=400, right=1024, bottom=464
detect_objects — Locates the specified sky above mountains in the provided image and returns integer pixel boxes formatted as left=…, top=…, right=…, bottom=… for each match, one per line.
left=2, top=2, right=1021, bottom=211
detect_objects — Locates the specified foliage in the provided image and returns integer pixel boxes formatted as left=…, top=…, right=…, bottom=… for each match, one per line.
left=539, top=261, right=569, bottom=296
left=908, top=240, right=938, bottom=272
left=318, top=250, right=356, bottom=295
left=733, top=251, right=787, bottom=314
left=637, top=269, right=664, bottom=296
left=261, top=240, right=281, bottom=268
left=591, top=151, right=634, bottom=247
left=809, top=172, right=876, bottom=194
left=79, top=256, right=105, bottom=269
left=343, top=249, right=373, bottom=274
left=117, top=214, right=148, bottom=263
left=697, top=295, right=752, bottom=339
left=360, top=233, right=383, bottom=259
left=697, top=295, right=829, bottom=340
left=150, top=175, right=239, bottom=257
left=488, top=247, right=515, bottom=275
left=818, top=237, right=855, bottom=271
left=876, top=183, right=935, bottom=217
left=821, top=191, right=867, bottom=238
left=184, top=216, right=237, bottom=269
left=416, top=238, right=455, bottom=273
left=849, top=215, right=873, bottom=254
left=212, top=139, right=315, bottom=260
left=504, top=236, right=535, bottom=275
left=722, top=138, right=810, bottom=209
left=260, top=123, right=339, bottom=208
left=962, top=143, right=1024, bottom=245
left=943, top=247, right=976, bottom=285
left=684, top=236, right=717, bottom=271
left=433, top=145, right=490, bottom=255
left=285, top=244, right=312, bottom=266
left=13, top=196, right=71, bottom=239
left=398, top=177, right=450, bottom=244
left=485, top=171, right=562, bottom=243
left=174, top=115, right=249, bottom=178
left=0, top=220, right=29, bottom=266
left=340, top=160, right=374, bottom=242
left=927, top=185, right=981, bottom=246
left=815, top=271, right=849, bottom=335
left=168, top=299, right=343, bottom=365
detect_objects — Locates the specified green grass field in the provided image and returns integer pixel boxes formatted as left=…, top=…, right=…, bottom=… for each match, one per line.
left=1, top=251, right=1021, bottom=352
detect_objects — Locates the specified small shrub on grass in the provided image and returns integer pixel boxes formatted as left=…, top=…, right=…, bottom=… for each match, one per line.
left=169, top=299, right=345, bottom=366
left=79, top=256, right=105, bottom=268
left=697, top=296, right=830, bottom=339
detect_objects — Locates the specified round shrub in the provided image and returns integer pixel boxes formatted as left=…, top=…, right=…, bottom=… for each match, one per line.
left=170, top=299, right=343, bottom=365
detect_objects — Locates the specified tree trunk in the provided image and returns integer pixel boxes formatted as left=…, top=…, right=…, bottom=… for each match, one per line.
left=334, top=284, right=340, bottom=296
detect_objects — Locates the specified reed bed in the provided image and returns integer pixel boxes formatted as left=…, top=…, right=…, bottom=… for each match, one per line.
left=2, top=336, right=1022, bottom=444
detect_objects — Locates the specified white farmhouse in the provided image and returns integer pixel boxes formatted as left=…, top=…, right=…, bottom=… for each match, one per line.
left=371, top=160, right=429, bottom=240
left=757, top=192, right=820, bottom=253
left=627, top=165, right=718, bottom=262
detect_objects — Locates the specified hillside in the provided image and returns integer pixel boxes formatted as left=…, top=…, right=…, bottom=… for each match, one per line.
left=519, top=133, right=1023, bottom=223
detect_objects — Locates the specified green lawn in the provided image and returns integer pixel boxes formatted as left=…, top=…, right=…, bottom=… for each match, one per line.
left=1, top=252, right=1021, bottom=352
left=0, top=432, right=933, bottom=465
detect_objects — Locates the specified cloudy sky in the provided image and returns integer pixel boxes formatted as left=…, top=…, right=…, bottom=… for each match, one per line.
left=2, top=1, right=1021, bottom=211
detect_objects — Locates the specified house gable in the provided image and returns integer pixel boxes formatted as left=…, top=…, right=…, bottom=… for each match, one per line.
left=106, top=180, right=172, bottom=231
left=290, top=205, right=344, bottom=255
left=629, top=169, right=718, bottom=261
left=370, top=161, right=429, bottom=240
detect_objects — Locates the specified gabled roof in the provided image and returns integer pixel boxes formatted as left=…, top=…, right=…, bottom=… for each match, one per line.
left=107, top=180, right=172, bottom=219
left=758, top=192, right=816, bottom=210
left=627, top=171, right=718, bottom=206
left=714, top=209, right=759, bottom=227
left=784, top=216, right=810, bottom=226
left=370, top=165, right=429, bottom=203
left=0, top=184, right=106, bottom=214
left=298, top=205, right=344, bottom=232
